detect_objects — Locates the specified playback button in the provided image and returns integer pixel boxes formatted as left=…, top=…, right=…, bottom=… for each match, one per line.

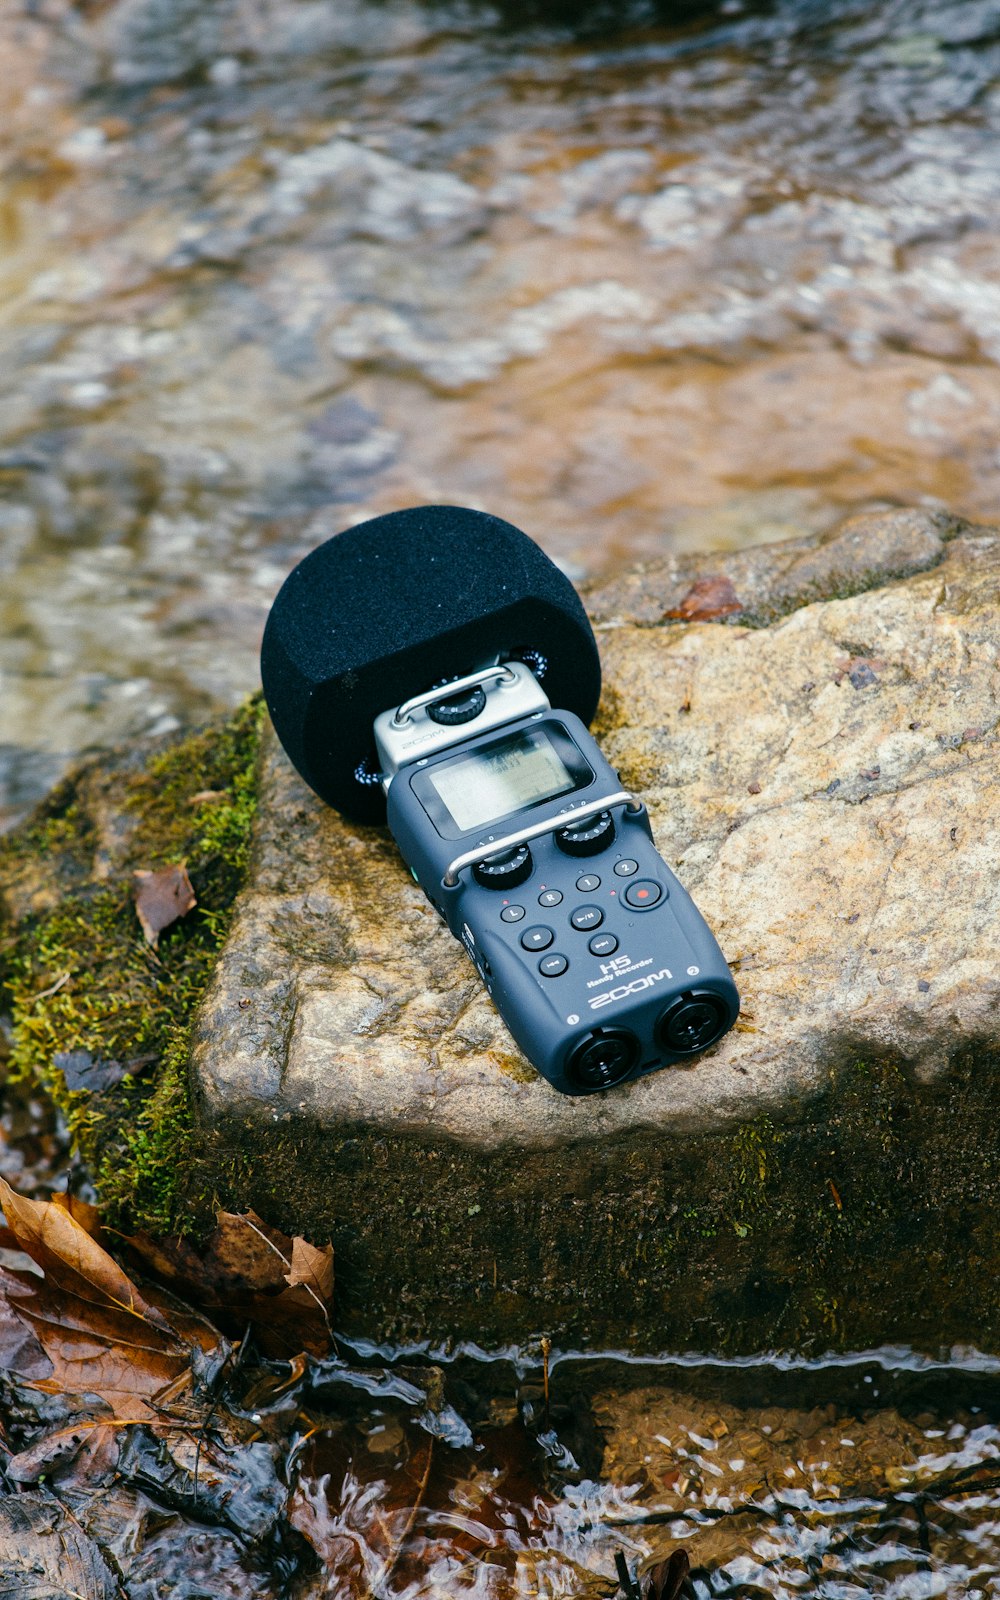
left=624, top=879, right=664, bottom=909
left=570, top=905, right=603, bottom=931
left=589, top=932, right=619, bottom=956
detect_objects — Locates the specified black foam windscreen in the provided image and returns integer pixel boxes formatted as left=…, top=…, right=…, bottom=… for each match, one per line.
left=260, top=505, right=602, bottom=824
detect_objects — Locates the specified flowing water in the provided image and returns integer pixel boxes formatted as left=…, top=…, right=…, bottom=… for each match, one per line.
left=57, top=1333, right=1000, bottom=1600
left=265, top=1340, right=1000, bottom=1600
left=3, top=2, right=1000, bottom=1591
left=2, top=0, right=1000, bottom=819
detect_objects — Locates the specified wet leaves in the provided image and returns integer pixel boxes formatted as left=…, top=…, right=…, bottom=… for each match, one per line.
left=54, top=1048, right=127, bottom=1093
left=615, top=1548, right=691, bottom=1600
left=0, top=1493, right=120, bottom=1600
left=644, top=1550, right=691, bottom=1600
left=123, top=1208, right=334, bottom=1358
left=132, top=862, right=197, bottom=947
left=0, top=1175, right=220, bottom=1420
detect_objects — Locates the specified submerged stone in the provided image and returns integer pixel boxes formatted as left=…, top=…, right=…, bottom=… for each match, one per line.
left=187, top=509, right=1000, bottom=1353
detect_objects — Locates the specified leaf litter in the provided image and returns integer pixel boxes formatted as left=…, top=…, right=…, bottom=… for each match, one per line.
left=0, top=1172, right=668, bottom=1598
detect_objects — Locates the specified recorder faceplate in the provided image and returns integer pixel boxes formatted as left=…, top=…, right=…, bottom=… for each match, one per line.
left=382, top=680, right=739, bottom=1095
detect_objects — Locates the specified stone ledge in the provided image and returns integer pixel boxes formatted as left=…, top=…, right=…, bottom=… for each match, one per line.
left=187, top=510, right=1000, bottom=1350
left=194, top=515, right=1000, bottom=1141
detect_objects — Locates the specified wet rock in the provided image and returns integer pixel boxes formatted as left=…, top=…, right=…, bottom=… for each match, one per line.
left=583, top=505, right=960, bottom=627
left=190, top=509, right=1000, bottom=1352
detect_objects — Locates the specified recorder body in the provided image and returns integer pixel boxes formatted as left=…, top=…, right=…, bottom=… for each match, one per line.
left=377, top=661, right=739, bottom=1094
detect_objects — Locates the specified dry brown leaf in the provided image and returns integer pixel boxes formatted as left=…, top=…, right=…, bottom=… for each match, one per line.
left=663, top=575, right=743, bottom=622
left=285, top=1234, right=334, bottom=1302
left=52, top=1191, right=104, bottom=1238
left=0, top=1177, right=220, bottom=1418
left=1, top=1176, right=172, bottom=1330
left=132, top=862, right=197, bottom=947
left=123, top=1208, right=335, bottom=1357
left=212, top=1208, right=291, bottom=1292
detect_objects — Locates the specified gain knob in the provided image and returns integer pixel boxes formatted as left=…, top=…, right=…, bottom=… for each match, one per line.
left=555, top=810, right=615, bottom=858
left=472, top=842, right=533, bottom=890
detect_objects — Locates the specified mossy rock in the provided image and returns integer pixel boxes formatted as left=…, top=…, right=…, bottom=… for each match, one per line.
left=0, top=698, right=264, bottom=1235
left=4, top=509, right=1000, bottom=1358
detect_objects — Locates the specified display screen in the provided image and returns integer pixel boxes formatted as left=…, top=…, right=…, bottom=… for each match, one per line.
left=427, top=727, right=579, bottom=833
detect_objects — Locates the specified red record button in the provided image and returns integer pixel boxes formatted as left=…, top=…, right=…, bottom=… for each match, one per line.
left=624, top=879, right=664, bottom=909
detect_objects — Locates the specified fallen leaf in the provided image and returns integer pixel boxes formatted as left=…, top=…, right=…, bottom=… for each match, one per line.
left=0, top=1493, right=119, bottom=1600
left=663, top=575, right=742, bottom=622
left=285, top=1234, right=334, bottom=1303
left=54, top=1048, right=126, bottom=1093
left=211, top=1209, right=292, bottom=1292
left=0, top=1265, right=51, bottom=1379
left=132, top=862, right=197, bottom=947
left=6, top=1421, right=104, bottom=1483
left=52, top=1191, right=104, bottom=1237
left=124, top=1209, right=335, bottom=1357
left=644, top=1549, right=690, bottom=1600
left=0, top=1176, right=221, bottom=1418
left=1, top=1176, right=171, bottom=1329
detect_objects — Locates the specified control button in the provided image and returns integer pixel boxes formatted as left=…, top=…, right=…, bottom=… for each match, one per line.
left=589, top=932, right=619, bottom=957
left=570, top=904, right=603, bottom=932
left=427, top=685, right=487, bottom=725
left=539, top=952, right=569, bottom=977
left=575, top=873, right=601, bottom=892
left=538, top=889, right=564, bottom=908
left=521, top=925, right=554, bottom=952
left=555, top=810, right=616, bottom=858
left=613, top=859, right=639, bottom=877
left=500, top=904, right=526, bottom=923
left=473, top=842, right=532, bottom=890
left=624, top=879, right=663, bottom=909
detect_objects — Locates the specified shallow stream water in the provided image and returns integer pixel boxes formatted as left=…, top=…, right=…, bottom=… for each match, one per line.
left=2, top=0, right=1000, bottom=819
left=265, top=1340, right=1000, bottom=1600
left=2, top=2, right=1000, bottom=1592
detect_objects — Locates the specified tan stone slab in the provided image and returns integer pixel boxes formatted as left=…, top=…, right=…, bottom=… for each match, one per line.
left=192, top=523, right=1000, bottom=1145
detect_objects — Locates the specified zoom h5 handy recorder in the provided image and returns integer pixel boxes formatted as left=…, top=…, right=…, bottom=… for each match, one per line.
left=261, top=506, right=739, bottom=1095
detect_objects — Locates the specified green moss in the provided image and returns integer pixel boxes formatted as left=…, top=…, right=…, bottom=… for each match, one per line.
left=0, top=698, right=264, bottom=1235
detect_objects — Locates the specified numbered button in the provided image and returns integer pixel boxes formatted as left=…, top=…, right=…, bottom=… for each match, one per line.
left=570, top=905, right=603, bottom=932
left=575, top=873, right=601, bottom=892
left=539, top=953, right=569, bottom=977
left=500, top=904, right=526, bottom=923
left=614, top=859, right=639, bottom=877
left=589, top=932, right=619, bottom=956
left=538, top=889, right=563, bottom=908
left=521, top=925, right=554, bottom=951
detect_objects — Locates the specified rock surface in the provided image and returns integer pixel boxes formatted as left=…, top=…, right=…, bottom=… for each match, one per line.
left=192, top=509, right=1000, bottom=1351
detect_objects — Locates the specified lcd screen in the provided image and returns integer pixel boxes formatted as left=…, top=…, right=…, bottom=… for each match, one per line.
left=428, top=727, right=578, bottom=833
